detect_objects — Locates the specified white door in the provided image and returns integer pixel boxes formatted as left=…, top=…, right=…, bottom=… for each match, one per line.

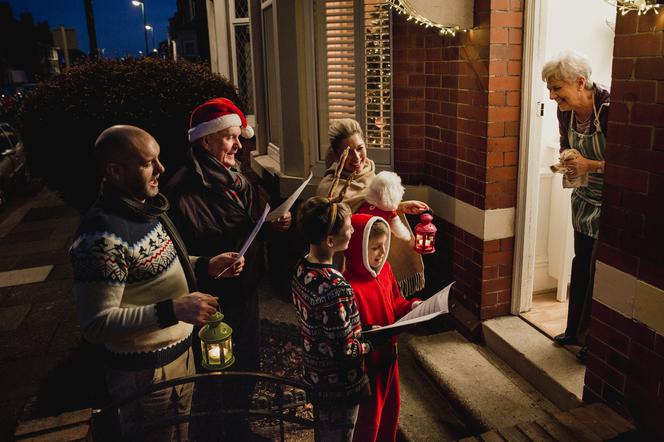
left=512, top=0, right=616, bottom=314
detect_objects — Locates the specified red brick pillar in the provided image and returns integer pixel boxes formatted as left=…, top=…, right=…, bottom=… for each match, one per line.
left=584, top=10, right=664, bottom=439
left=392, top=0, right=523, bottom=327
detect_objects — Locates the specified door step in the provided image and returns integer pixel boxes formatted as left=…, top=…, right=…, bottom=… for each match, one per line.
left=400, top=330, right=559, bottom=435
left=397, top=334, right=466, bottom=441
left=482, top=316, right=584, bottom=410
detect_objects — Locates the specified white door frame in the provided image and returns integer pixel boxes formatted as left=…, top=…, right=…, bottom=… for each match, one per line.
left=511, top=0, right=547, bottom=315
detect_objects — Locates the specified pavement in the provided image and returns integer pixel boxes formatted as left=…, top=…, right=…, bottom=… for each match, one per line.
left=0, top=183, right=83, bottom=441
left=0, top=183, right=301, bottom=441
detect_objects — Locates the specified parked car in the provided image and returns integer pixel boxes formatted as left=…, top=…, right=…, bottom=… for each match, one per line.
left=0, top=122, right=29, bottom=210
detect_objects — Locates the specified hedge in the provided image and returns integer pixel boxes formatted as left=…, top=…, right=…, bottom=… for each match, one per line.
left=18, top=58, right=243, bottom=209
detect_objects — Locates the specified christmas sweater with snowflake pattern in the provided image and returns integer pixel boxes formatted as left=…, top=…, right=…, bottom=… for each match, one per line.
left=291, top=257, right=371, bottom=404
left=70, top=204, right=196, bottom=369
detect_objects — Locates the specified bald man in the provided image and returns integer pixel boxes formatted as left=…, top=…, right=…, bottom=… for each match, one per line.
left=70, top=125, right=243, bottom=441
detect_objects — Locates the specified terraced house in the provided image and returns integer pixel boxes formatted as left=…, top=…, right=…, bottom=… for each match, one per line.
left=205, top=0, right=664, bottom=438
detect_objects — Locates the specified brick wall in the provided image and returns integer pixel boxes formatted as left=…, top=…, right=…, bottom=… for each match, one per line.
left=597, top=11, right=664, bottom=289
left=585, top=10, right=664, bottom=438
left=392, top=0, right=522, bottom=320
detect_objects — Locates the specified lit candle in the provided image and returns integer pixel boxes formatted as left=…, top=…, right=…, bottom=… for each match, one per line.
left=208, top=345, right=221, bottom=364
left=424, top=237, right=431, bottom=248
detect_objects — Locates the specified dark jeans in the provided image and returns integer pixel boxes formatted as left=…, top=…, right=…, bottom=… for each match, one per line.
left=317, top=403, right=360, bottom=442
left=565, top=231, right=598, bottom=345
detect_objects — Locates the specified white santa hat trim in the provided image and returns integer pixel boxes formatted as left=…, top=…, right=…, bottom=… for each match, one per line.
left=362, top=216, right=391, bottom=278
left=188, top=97, right=255, bottom=142
left=188, top=114, right=251, bottom=142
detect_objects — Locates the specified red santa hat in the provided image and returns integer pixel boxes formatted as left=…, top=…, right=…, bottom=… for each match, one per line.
left=188, top=97, right=254, bottom=142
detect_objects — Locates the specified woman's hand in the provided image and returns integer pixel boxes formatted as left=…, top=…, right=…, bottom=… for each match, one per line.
left=398, top=200, right=430, bottom=215
left=562, top=153, right=600, bottom=177
left=209, top=252, right=245, bottom=278
left=270, top=212, right=292, bottom=232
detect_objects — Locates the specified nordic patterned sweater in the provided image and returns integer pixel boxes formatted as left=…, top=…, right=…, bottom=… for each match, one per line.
left=70, top=189, right=199, bottom=370
left=291, top=257, right=371, bottom=405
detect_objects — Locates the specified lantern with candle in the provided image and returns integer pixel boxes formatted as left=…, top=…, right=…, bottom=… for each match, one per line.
left=414, top=211, right=437, bottom=254
left=199, top=311, right=235, bottom=370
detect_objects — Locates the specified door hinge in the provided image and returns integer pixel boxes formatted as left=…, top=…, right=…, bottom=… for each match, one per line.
left=537, top=102, right=544, bottom=116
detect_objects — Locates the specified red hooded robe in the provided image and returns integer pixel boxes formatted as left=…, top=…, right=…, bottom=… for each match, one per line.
left=344, top=214, right=418, bottom=442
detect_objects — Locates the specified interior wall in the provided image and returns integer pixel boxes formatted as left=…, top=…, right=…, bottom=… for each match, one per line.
left=540, top=0, right=616, bottom=149
left=532, top=0, right=616, bottom=294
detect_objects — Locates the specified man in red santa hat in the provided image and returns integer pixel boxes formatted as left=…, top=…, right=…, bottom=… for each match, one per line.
left=165, top=97, right=291, bottom=438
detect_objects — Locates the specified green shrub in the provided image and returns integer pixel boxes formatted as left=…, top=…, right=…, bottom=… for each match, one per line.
left=18, top=58, right=243, bottom=209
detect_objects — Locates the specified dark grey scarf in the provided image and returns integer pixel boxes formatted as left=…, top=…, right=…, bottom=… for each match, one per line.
left=98, top=182, right=198, bottom=291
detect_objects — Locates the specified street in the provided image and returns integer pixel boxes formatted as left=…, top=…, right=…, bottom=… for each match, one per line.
left=0, top=182, right=93, bottom=441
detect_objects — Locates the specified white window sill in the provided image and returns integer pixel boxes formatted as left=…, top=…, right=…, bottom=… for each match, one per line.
left=250, top=151, right=320, bottom=199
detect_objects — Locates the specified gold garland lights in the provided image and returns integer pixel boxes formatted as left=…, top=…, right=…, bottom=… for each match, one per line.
left=605, top=0, right=661, bottom=15
left=386, top=0, right=464, bottom=36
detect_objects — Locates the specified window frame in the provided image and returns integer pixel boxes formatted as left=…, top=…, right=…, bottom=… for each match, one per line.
left=228, top=0, right=255, bottom=115
left=312, top=0, right=393, bottom=172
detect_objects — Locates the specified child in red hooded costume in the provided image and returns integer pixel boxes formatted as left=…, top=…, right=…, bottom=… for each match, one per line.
left=344, top=214, right=421, bottom=442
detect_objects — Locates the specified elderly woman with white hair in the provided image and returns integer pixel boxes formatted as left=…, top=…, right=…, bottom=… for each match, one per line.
left=542, top=50, right=609, bottom=363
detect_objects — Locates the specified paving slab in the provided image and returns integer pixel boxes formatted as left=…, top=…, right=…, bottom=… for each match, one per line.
left=0, top=265, right=53, bottom=288
left=0, top=279, right=74, bottom=308
left=0, top=353, right=69, bottom=401
left=20, top=205, right=80, bottom=223
left=483, top=316, right=584, bottom=410
left=0, top=304, right=31, bottom=332
left=407, top=330, right=557, bottom=432
left=0, top=237, right=70, bottom=257
left=258, top=277, right=298, bottom=325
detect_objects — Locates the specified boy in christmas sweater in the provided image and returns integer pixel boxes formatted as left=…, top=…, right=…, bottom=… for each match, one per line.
left=292, top=196, right=373, bottom=442
left=344, top=214, right=421, bottom=442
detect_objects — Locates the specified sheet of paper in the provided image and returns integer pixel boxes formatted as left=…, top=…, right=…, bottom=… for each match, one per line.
left=362, top=281, right=454, bottom=335
left=215, top=203, right=270, bottom=278
left=266, top=172, right=313, bottom=222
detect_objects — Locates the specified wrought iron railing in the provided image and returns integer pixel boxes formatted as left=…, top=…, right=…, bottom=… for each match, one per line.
left=90, top=371, right=318, bottom=442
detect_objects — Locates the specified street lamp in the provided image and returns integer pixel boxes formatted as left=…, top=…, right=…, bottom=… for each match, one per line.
left=145, top=25, right=155, bottom=54
left=131, top=0, right=149, bottom=56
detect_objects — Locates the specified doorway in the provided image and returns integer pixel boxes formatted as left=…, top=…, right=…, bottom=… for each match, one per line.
left=512, top=0, right=616, bottom=339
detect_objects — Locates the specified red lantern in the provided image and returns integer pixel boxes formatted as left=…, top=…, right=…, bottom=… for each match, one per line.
left=414, top=212, right=437, bottom=254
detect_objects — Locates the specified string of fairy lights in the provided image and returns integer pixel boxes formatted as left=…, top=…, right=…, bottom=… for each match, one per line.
left=605, top=0, right=661, bottom=15
left=386, top=0, right=660, bottom=39
left=385, top=0, right=462, bottom=36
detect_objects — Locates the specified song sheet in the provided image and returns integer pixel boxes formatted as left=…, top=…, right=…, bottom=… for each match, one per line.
left=215, top=203, right=270, bottom=278
left=362, top=282, right=454, bottom=335
left=266, top=172, right=313, bottom=222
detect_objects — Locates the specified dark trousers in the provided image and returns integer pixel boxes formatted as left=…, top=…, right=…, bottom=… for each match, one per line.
left=565, top=231, right=598, bottom=345
left=189, top=292, right=260, bottom=441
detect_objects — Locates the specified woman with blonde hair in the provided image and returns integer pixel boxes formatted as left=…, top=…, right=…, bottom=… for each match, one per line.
left=316, top=118, right=429, bottom=298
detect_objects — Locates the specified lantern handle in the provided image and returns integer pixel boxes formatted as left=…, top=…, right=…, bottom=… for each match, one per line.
left=422, top=209, right=434, bottom=216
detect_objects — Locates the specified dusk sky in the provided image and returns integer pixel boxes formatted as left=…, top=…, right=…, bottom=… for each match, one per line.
left=7, top=0, right=177, bottom=58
